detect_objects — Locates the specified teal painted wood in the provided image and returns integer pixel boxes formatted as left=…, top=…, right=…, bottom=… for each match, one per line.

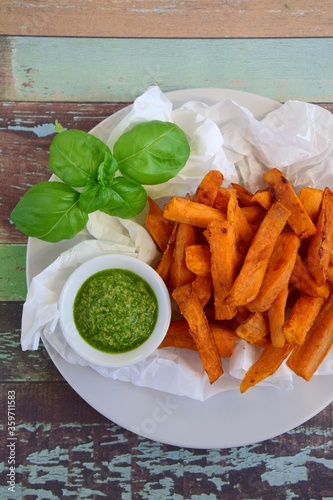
left=0, top=245, right=27, bottom=301
left=2, top=37, right=333, bottom=103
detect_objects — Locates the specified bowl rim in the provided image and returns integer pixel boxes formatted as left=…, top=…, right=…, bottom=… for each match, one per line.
left=58, top=254, right=171, bottom=367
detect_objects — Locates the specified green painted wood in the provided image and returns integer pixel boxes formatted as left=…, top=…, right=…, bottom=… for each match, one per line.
left=2, top=37, right=333, bottom=103
left=0, top=245, right=27, bottom=300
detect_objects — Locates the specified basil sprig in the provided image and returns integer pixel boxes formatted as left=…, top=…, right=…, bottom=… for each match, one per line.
left=10, top=120, right=190, bottom=242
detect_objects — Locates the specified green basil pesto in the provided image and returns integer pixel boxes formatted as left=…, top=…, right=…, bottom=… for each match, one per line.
left=73, top=268, right=158, bottom=353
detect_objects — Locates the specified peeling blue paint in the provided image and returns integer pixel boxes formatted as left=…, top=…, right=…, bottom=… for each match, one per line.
left=5, top=123, right=56, bottom=137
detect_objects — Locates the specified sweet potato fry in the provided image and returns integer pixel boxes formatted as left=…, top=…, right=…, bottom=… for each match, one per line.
left=326, top=254, right=333, bottom=285
left=225, top=202, right=291, bottom=306
left=159, top=320, right=239, bottom=357
left=283, top=294, right=325, bottom=345
left=299, top=187, right=323, bottom=224
left=240, top=205, right=266, bottom=226
left=214, top=187, right=235, bottom=213
left=268, top=284, right=289, bottom=347
left=307, top=187, right=333, bottom=286
left=185, top=244, right=211, bottom=277
left=240, top=341, right=294, bottom=393
left=169, top=221, right=198, bottom=289
left=207, top=220, right=238, bottom=320
left=159, top=319, right=197, bottom=350
left=290, top=253, right=329, bottom=299
left=287, top=297, right=333, bottom=381
left=210, top=325, right=239, bottom=357
left=163, top=196, right=226, bottom=227
left=193, top=169, right=223, bottom=206
left=146, top=197, right=173, bottom=252
left=191, top=275, right=213, bottom=308
left=247, top=232, right=300, bottom=312
left=227, top=189, right=255, bottom=247
left=155, top=222, right=179, bottom=284
left=251, top=189, right=274, bottom=210
left=231, top=183, right=254, bottom=207
left=235, top=312, right=269, bottom=344
left=172, top=283, right=223, bottom=383
left=263, top=168, right=316, bottom=239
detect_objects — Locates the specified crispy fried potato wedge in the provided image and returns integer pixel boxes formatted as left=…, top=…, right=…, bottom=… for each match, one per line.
left=231, top=183, right=254, bottom=207
left=227, top=189, right=255, bottom=247
left=287, top=298, right=333, bottom=381
left=185, top=244, right=211, bottom=277
left=268, top=284, right=289, bottom=347
left=169, top=222, right=198, bottom=289
left=214, top=187, right=235, bottom=213
left=207, top=220, right=238, bottom=320
left=264, top=168, right=316, bottom=239
left=155, top=222, right=179, bottom=284
left=283, top=294, right=325, bottom=345
left=225, top=202, right=291, bottom=306
left=299, top=187, right=323, bottom=224
left=163, top=196, right=226, bottom=227
left=247, top=232, right=300, bottom=312
left=307, top=187, right=333, bottom=287
left=159, top=319, right=239, bottom=358
left=326, top=254, right=333, bottom=285
left=240, top=341, right=294, bottom=393
left=191, top=275, right=213, bottom=308
left=235, top=312, right=269, bottom=344
left=146, top=197, right=173, bottom=252
left=290, top=253, right=329, bottom=299
left=251, top=189, right=274, bottom=210
left=172, top=283, right=223, bottom=383
left=240, top=205, right=266, bottom=226
left=193, top=169, right=224, bottom=206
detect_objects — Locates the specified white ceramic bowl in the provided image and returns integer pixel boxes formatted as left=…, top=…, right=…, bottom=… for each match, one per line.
left=59, top=254, right=171, bottom=367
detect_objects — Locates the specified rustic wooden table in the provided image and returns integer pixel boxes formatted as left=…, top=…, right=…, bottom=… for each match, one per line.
left=1, top=2, right=333, bottom=498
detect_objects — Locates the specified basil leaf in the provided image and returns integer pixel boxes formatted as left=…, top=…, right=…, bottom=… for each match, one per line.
left=113, top=120, right=190, bottom=185
left=49, top=129, right=111, bottom=187
left=101, top=177, right=147, bottom=218
left=97, top=151, right=118, bottom=187
left=10, top=182, right=88, bottom=242
left=79, top=181, right=111, bottom=213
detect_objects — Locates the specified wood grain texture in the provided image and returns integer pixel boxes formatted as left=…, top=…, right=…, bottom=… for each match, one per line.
left=0, top=246, right=26, bottom=300
left=0, top=381, right=332, bottom=498
left=2, top=37, right=333, bottom=103
left=0, top=302, right=62, bottom=380
left=1, top=0, right=333, bottom=38
left=1, top=2, right=333, bottom=492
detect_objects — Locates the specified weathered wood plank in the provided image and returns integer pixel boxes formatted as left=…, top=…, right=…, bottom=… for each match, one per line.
left=1, top=37, right=333, bottom=102
left=0, top=379, right=332, bottom=497
left=0, top=246, right=26, bottom=300
left=0, top=0, right=332, bottom=38
left=0, top=302, right=64, bottom=380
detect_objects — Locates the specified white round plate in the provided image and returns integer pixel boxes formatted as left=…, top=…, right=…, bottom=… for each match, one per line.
left=26, top=88, right=333, bottom=449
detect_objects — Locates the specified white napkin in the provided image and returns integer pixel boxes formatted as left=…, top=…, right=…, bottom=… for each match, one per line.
left=21, top=86, right=333, bottom=401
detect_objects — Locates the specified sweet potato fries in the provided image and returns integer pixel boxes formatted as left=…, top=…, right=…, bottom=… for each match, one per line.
left=146, top=168, right=333, bottom=391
